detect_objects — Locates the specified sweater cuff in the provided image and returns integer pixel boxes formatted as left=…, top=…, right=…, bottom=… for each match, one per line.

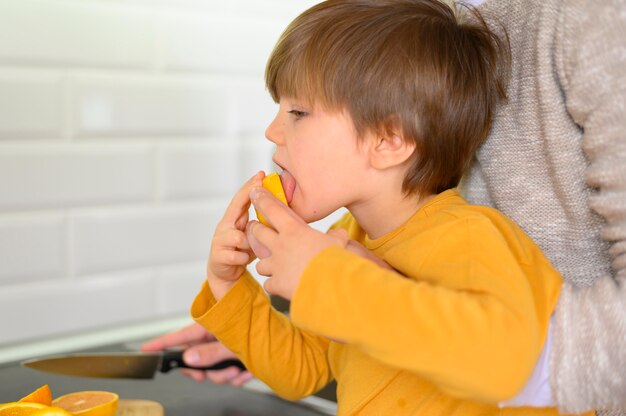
left=190, top=272, right=262, bottom=334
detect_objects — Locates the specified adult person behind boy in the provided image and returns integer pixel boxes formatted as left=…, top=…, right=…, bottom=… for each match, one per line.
left=143, top=0, right=626, bottom=413
left=461, top=0, right=626, bottom=414
left=187, top=1, right=581, bottom=414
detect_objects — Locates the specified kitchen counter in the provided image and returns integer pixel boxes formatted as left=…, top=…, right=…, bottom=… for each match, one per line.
left=0, top=340, right=336, bottom=415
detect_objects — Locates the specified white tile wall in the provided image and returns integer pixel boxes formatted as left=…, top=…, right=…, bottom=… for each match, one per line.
left=154, top=261, right=206, bottom=315
left=0, top=143, right=154, bottom=210
left=0, top=271, right=156, bottom=345
left=72, top=75, right=231, bottom=137
left=0, top=0, right=153, bottom=68
left=72, top=201, right=225, bottom=275
left=157, top=12, right=285, bottom=74
left=158, top=141, right=239, bottom=199
left=0, top=212, right=66, bottom=284
left=0, top=0, right=320, bottom=347
left=0, top=70, right=64, bottom=139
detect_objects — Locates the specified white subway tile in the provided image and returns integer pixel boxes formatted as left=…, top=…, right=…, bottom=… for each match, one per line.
left=0, top=272, right=155, bottom=345
left=0, top=143, right=154, bottom=211
left=0, top=71, right=63, bottom=139
left=73, top=201, right=226, bottom=275
left=158, top=141, right=239, bottom=199
left=239, top=138, right=275, bottom=183
left=229, top=78, right=277, bottom=135
left=158, top=12, right=284, bottom=74
left=0, top=0, right=153, bottom=68
left=155, top=261, right=205, bottom=315
left=72, top=75, right=231, bottom=137
left=0, top=213, right=65, bottom=284
left=106, top=0, right=317, bottom=19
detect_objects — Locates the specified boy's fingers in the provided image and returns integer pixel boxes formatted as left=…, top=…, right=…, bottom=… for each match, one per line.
left=263, top=277, right=278, bottom=295
left=248, top=221, right=278, bottom=254
left=250, top=187, right=305, bottom=231
left=222, top=172, right=264, bottom=225
left=246, top=221, right=272, bottom=258
left=213, top=229, right=250, bottom=252
left=214, top=248, right=250, bottom=267
left=255, top=257, right=273, bottom=277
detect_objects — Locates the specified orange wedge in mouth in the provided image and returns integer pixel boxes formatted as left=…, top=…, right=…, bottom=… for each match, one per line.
left=255, top=172, right=288, bottom=227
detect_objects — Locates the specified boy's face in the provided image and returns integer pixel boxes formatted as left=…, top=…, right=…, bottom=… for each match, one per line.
left=265, top=97, right=373, bottom=223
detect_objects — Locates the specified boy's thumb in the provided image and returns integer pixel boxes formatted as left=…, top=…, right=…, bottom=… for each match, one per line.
left=246, top=221, right=271, bottom=259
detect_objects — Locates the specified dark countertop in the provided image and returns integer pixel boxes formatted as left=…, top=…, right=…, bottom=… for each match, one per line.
left=0, top=342, right=331, bottom=416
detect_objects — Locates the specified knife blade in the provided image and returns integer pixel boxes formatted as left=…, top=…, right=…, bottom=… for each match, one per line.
left=21, top=351, right=245, bottom=379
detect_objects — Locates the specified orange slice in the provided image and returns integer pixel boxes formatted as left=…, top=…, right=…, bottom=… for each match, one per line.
left=19, top=385, right=52, bottom=406
left=0, top=402, right=48, bottom=415
left=31, top=407, right=73, bottom=416
left=52, top=391, right=118, bottom=416
left=255, top=172, right=288, bottom=227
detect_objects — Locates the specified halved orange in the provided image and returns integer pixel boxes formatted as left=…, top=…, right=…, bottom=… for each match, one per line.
left=52, top=391, right=118, bottom=416
left=31, top=407, right=73, bottom=415
left=0, top=401, right=47, bottom=415
left=19, top=385, right=52, bottom=406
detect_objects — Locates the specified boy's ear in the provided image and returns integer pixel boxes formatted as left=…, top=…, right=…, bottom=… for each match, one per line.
left=368, top=124, right=415, bottom=170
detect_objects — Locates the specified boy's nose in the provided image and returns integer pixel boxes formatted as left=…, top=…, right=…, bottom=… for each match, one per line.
left=265, top=114, right=284, bottom=145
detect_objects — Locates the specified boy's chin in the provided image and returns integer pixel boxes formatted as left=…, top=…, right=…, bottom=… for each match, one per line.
left=290, top=200, right=339, bottom=225
left=297, top=208, right=335, bottom=225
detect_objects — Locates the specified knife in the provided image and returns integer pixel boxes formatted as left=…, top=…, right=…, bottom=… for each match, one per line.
left=21, top=351, right=246, bottom=379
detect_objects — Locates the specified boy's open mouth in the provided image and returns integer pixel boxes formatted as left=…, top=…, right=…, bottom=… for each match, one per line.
left=279, top=169, right=296, bottom=205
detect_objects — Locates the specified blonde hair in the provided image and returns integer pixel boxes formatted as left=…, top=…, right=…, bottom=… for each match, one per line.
left=266, top=0, right=510, bottom=195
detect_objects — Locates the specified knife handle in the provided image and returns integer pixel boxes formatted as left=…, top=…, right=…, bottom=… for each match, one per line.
left=160, top=350, right=246, bottom=373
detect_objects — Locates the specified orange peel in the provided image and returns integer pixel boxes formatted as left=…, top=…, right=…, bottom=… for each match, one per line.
left=0, top=401, right=48, bottom=415
left=31, top=407, right=73, bottom=416
left=19, top=385, right=52, bottom=407
left=255, top=172, right=288, bottom=227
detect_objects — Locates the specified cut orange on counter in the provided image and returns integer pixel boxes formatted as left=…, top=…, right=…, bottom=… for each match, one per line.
left=31, top=407, right=73, bottom=416
left=0, top=401, right=47, bottom=415
left=19, top=385, right=52, bottom=406
left=52, top=391, right=118, bottom=416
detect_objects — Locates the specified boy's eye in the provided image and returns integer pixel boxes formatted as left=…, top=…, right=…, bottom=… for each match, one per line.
left=287, top=109, right=308, bottom=120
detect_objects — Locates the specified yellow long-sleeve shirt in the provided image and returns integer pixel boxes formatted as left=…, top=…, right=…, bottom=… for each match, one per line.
left=192, top=189, right=589, bottom=415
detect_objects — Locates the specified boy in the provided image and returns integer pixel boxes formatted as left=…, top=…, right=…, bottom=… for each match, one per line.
left=191, top=1, right=589, bottom=414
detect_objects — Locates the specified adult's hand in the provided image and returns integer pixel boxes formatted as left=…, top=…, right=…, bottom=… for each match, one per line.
left=141, top=323, right=252, bottom=386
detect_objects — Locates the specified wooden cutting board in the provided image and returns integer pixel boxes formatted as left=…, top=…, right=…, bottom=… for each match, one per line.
left=116, top=399, right=164, bottom=416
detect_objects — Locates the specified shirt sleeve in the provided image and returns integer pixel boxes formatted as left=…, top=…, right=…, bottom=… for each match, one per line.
left=550, top=0, right=626, bottom=412
left=291, top=216, right=557, bottom=403
left=191, top=271, right=333, bottom=400
left=559, top=0, right=626, bottom=280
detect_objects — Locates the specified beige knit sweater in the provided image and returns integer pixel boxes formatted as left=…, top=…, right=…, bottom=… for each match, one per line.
left=462, top=0, right=626, bottom=414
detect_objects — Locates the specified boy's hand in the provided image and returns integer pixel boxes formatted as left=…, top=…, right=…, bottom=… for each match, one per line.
left=207, top=172, right=264, bottom=300
left=248, top=187, right=348, bottom=300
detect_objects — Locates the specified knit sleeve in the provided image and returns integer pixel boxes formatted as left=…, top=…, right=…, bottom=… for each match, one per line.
left=551, top=0, right=626, bottom=412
